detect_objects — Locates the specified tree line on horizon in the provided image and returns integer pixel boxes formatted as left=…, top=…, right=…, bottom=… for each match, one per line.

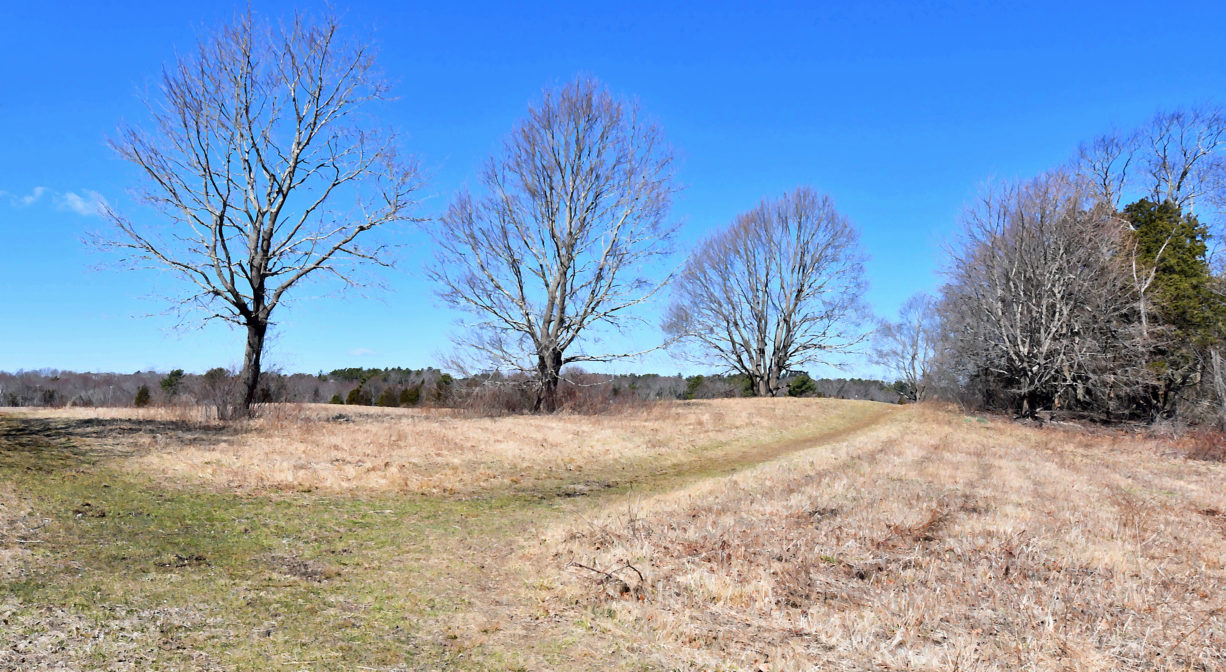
left=0, top=367, right=902, bottom=411
left=73, top=11, right=1226, bottom=426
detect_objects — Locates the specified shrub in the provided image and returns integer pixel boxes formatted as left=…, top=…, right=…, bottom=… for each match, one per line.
left=345, top=386, right=372, bottom=406
left=787, top=373, right=818, bottom=397
left=1181, top=430, right=1226, bottom=462
left=682, top=375, right=704, bottom=400
left=198, top=367, right=239, bottom=419
left=399, top=385, right=421, bottom=406
left=328, top=393, right=343, bottom=405
left=433, top=374, right=454, bottom=403
left=134, top=384, right=152, bottom=407
left=376, top=387, right=399, bottom=407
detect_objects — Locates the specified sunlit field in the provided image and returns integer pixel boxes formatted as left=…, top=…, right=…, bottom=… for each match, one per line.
left=2, top=400, right=1223, bottom=670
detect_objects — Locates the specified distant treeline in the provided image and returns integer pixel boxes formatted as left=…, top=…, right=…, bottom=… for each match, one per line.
left=0, top=367, right=900, bottom=411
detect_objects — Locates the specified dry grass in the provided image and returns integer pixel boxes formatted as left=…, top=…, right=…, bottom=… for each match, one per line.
left=6, top=400, right=1226, bottom=670
left=541, top=404, right=1226, bottom=671
left=1177, top=429, right=1226, bottom=462
left=0, top=484, right=39, bottom=581
left=15, top=399, right=887, bottom=496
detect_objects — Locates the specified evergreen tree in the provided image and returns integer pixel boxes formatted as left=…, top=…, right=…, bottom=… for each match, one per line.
left=134, top=384, right=152, bottom=407
left=399, top=385, right=421, bottom=406
left=1124, top=198, right=1223, bottom=416
left=376, top=387, right=399, bottom=407
left=1126, top=199, right=1216, bottom=336
left=345, top=386, right=372, bottom=406
left=787, top=373, right=818, bottom=397
left=159, top=369, right=185, bottom=398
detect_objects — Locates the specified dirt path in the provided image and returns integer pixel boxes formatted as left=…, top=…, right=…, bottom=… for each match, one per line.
left=660, top=401, right=899, bottom=481
left=415, top=402, right=903, bottom=670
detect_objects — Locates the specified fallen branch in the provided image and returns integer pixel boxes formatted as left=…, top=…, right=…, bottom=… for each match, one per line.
left=567, top=561, right=646, bottom=599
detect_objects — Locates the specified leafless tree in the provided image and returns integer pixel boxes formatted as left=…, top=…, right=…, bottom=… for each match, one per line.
left=1077, top=106, right=1226, bottom=215
left=1144, top=107, right=1226, bottom=214
left=1077, top=130, right=1138, bottom=210
left=872, top=291, right=939, bottom=402
left=432, top=78, right=677, bottom=413
left=665, top=187, right=867, bottom=396
left=100, top=12, right=420, bottom=418
left=941, top=172, right=1143, bottom=418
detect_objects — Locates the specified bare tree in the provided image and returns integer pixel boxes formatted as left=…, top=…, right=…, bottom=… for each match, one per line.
left=100, top=12, right=420, bottom=418
left=1077, top=106, right=1226, bottom=215
left=872, top=291, right=939, bottom=402
left=1144, top=107, right=1226, bottom=213
left=665, top=187, right=867, bottom=396
left=1077, top=130, right=1138, bottom=209
left=941, top=172, right=1141, bottom=418
left=431, top=78, right=677, bottom=412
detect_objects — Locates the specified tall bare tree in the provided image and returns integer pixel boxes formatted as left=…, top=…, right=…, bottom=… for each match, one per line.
left=1078, top=105, right=1226, bottom=215
left=665, top=187, right=867, bottom=396
left=1077, top=130, right=1138, bottom=210
left=872, top=291, right=939, bottom=402
left=431, top=78, right=677, bottom=412
left=101, top=13, right=420, bottom=418
left=941, top=172, right=1141, bottom=417
left=1144, top=107, right=1226, bottom=213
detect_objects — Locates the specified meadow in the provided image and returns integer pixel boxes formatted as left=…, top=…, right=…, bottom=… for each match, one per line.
left=1, top=399, right=1223, bottom=670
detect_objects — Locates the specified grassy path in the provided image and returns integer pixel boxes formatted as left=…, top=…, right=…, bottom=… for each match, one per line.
left=0, top=402, right=898, bottom=671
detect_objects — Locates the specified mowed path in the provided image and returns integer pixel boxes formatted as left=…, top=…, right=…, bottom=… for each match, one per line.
left=0, top=399, right=899, bottom=671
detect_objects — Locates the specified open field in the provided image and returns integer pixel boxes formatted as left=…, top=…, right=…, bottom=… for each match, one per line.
left=1, top=399, right=1224, bottom=670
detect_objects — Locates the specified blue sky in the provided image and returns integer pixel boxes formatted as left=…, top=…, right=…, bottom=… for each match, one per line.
left=3, top=1, right=1225, bottom=377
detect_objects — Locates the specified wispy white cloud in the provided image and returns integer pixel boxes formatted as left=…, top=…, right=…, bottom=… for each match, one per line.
left=22, top=187, right=48, bottom=207
left=58, top=190, right=108, bottom=217
left=348, top=348, right=377, bottom=357
left=4, top=186, right=48, bottom=207
left=3, top=186, right=108, bottom=216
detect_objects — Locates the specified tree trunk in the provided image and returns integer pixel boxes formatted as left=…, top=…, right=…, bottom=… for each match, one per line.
left=534, top=349, right=564, bottom=413
left=1212, top=350, right=1226, bottom=430
left=755, top=374, right=771, bottom=397
left=237, top=319, right=268, bottom=418
left=1020, top=389, right=1037, bottom=419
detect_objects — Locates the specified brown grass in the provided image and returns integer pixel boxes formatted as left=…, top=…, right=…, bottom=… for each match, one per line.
left=6, top=400, right=1225, bottom=670
left=539, top=404, right=1226, bottom=670
left=13, top=399, right=887, bottom=496
left=1177, top=429, right=1226, bottom=462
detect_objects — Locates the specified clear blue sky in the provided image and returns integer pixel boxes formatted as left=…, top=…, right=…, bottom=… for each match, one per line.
left=3, top=1, right=1225, bottom=377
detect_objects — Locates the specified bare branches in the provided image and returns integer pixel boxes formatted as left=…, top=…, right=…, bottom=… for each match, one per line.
left=1077, top=130, right=1138, bottom=210
left=872, top=292, right=939, bottom=402
left=99, top=11, right=420, bottom=415
left=1144, top=107, right=1226, bottom=213
left=432, top=77, right=677, bottom=412
left=941, top=172, right=1141, bottom=417
left=1076, top=105, right=1226, bottom=217
left=666, top=187, right=868, bottom=396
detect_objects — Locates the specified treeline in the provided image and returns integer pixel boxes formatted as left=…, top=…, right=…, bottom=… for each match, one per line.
left=875, top=107, right=1226, bottom=426
left=0, top=368, right=898, bottom=411
left=0, top=367, right=450, bottom=409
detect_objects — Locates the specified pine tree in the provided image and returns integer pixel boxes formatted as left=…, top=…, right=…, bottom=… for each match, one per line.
left=1124, top=198, right=1223, bottom=415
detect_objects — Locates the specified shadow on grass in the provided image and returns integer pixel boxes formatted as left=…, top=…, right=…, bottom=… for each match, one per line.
left=0, top=415, right=231, bottom=472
